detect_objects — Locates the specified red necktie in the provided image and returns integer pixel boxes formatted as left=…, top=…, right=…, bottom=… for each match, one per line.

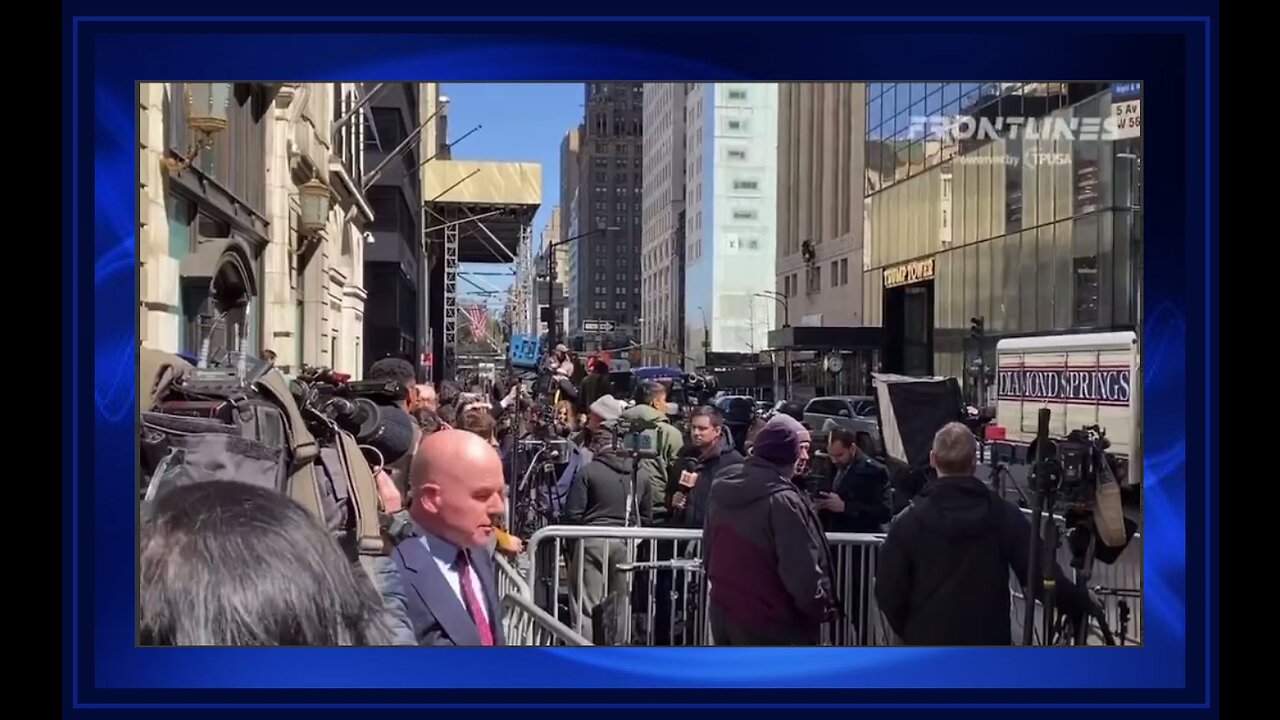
left=455, top=549, right=495, bottom=646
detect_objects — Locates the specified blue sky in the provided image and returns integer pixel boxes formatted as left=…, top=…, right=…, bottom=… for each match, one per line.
left=440, top=83, right=583, bottom=308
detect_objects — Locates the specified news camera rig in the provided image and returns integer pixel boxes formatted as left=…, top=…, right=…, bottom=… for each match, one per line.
left=1021, top=408, right=1137, bottom=646
left=288, top=365, right=417, bottom=470
left=501, top=351, right=580, bottom=537
left=609, top=414, right=663, bottom=528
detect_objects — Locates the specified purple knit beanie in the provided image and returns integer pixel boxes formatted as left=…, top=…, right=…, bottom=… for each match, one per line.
left=752, top=414, right=810, bottom=466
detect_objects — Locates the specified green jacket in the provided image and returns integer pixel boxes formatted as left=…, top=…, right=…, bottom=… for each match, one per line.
left=620, top=403, right=685, bottom=523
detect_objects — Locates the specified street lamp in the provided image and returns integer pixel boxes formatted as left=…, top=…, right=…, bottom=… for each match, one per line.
left=755, top=290, right=792, bottom=397
left=546, top=225, right=619, bottom=345
left=298, top=176, right=333, bottom=237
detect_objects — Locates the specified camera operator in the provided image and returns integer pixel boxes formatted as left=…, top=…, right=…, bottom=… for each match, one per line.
left=368, top=358, right=422, bottom=413
left=875, top=422, right=1092, bottom=645
left=579, top=357, right=613, bottom=413
left=620, top=380, right=685, bottom=525
left=545, top=343, right=580, bottom=406
left=318, top=357, right=425, bottom=646
left=562, top=403, right=653, bottom=642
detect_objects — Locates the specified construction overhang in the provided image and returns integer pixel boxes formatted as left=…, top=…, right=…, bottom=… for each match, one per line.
left=424, top=160, right=541, bottom=263
left=767, top=326, right=885, bottom=352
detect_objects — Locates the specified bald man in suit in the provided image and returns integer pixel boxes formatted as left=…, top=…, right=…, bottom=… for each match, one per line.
left=393, top=430, right=508, bottom=646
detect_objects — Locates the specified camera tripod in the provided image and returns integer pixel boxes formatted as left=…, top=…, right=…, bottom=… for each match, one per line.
left=1023, top=480, right=1118, bottom=645
left=511, top=441, right=568, bottom=538
left=1021, top=409, right=1116, bottom=646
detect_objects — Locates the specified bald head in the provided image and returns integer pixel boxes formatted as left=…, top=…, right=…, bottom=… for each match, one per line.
left=408, top=429, right=507, bottom=548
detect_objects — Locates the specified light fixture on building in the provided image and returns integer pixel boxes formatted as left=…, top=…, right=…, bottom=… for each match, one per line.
left=188, top=82, right=232, bottom=134
left=164, top=82, right=232, bottom=173
left=298, top=176, right=333, bottom=237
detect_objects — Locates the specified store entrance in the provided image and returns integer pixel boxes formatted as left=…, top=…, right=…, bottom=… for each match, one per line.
left=883, top=281, right=934, bottom=377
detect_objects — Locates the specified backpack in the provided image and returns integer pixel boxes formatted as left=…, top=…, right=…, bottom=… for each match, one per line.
left=138, top=346, right=385, bottom=557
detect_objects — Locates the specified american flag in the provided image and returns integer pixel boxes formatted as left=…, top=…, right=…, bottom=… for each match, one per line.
left=464, top=305, right=489, bottom=341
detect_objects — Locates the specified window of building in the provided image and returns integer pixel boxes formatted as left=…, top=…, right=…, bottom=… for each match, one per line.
left=595, top=114, right=607, bottom=134
left=727, top=88, right=748, bottom=101
left=840, top=258, right=849, bottom=285
left=732, top=209, right=758, bottom=221
left=1074, top=214, right=1101, bottom=326
left=831, top=261, right=839, bottom=287
left=367, top=186, right=399, bottom=232
left=368, top=107, right=403, bottom=151
left=166, top=194, right=196, bottom=259
left=732, top=179, right=759, bottom=192
left=726, top=147, right=748, bottom=162
left=596, top=142, right=609, bottom=153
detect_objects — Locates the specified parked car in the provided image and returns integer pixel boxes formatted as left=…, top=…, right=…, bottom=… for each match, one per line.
left=802, top=395, right=882, bottom=455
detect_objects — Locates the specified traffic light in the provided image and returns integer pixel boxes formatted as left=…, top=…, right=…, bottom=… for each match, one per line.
left=970, top=316, right=985, bottom=339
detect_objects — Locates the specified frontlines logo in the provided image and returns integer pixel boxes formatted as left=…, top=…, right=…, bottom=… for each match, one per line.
left=910, top=115, right=1124, bottom=143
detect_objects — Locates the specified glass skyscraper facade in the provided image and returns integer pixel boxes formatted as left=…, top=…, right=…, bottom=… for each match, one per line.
left=862, top=82, right=1142, bottom=396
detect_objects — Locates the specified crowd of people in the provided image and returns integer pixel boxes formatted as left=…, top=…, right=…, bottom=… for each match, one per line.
left=138, top=344, right=1093, bottom=647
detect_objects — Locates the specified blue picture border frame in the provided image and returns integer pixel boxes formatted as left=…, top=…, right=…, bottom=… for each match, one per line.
left=63, top=4, right=1218, bottom=713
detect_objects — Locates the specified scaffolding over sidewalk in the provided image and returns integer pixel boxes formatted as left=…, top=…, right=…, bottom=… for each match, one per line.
left=423, top=159, right=540, bottom=381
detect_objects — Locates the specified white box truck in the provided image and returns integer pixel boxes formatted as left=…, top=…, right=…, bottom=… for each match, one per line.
left=993, top=331, right=1141, bottom=488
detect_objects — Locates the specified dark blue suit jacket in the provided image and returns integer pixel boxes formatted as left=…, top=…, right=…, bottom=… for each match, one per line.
left=393, top=536, right=506, bottom=647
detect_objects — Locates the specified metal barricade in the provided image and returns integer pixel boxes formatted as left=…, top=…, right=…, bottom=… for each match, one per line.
left=494, top=554, right=532, bottom=602
left=525, top=519, right=1143, bottom=646
left=527, top=525, right=706, bottom=645
left=527, top=525, right=888, bottom=646
left=822, top=533, right=894, bottom=646
left=501, top=592, right=593, bottom=646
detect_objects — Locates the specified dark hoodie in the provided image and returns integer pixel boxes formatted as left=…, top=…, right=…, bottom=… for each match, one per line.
left=702, top=455, right=838, bottom=644
left=563, top=429, right=653, bottom=527
left=875, top=475, right=1090, bottom=645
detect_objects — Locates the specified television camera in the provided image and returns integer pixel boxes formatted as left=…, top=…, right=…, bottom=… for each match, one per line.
left=504, top=371, right=580, bottom=537
left=1022, top=408, right=1136, bottom=646
left=289, top=366, right=416, bottom=469
left=609, top=414, right=664, bottom=527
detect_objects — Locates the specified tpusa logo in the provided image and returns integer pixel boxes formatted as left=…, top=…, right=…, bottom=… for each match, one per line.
left=910, top=115, right=1125, bottom=143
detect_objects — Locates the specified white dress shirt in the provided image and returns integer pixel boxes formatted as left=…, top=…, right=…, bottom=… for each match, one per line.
left=417, top=529, right=489, bottom=624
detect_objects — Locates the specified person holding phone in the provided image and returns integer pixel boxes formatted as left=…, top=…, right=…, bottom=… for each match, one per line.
left=814, top=427, right=892, bottom=534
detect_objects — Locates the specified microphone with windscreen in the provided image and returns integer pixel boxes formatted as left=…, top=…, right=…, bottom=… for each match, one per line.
left=1091, top=446, right=1134, bottom=555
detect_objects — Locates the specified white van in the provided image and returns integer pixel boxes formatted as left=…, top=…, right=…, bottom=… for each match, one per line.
left=993, top=331, right=1141, bottom=488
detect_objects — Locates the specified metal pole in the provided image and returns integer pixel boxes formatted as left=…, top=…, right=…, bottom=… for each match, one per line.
left=331, top=82, right=386, bottom=143
left=547, top=245, right=557, bottom=345
left=783, top=296, right=792, bottom=397
left=361, top=104, right=448, bottom=190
